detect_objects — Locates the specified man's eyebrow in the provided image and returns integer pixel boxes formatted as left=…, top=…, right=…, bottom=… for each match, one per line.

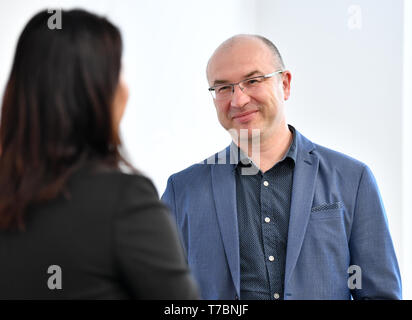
left=212, top=79, right=230, bottom=86
left=212, top=70, right=263, bottom=86
left=244, top=70, right=263, bottom=78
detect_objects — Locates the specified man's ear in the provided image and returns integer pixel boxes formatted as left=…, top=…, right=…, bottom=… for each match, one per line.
left=282, top=71, right=292, bottom=101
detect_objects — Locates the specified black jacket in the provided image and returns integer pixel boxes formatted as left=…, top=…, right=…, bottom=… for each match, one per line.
left=0, top=164, right=199, bottom=299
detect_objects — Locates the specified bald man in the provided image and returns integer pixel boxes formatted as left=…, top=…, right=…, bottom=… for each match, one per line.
left=162, top=35, right=401, bottom=300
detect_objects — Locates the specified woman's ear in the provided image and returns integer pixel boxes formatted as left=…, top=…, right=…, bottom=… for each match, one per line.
left=113, top=73, right=129, bottom=130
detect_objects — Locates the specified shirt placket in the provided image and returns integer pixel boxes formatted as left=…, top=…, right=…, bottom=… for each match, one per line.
left=260, top=171, right=282, bottom=300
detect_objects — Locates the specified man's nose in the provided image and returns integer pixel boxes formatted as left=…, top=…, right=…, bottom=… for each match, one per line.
left=230, top=84, right=250, bottom=108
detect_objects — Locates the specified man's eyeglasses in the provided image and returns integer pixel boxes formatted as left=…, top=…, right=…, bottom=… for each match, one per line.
left=208, top=70, right=284, bottom=101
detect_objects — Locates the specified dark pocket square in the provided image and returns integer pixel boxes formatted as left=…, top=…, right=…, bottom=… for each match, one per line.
left=311, top=202, right=343, bottom=212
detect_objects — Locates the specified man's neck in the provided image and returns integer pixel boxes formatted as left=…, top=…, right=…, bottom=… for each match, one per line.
left=238, top=124, right=293, bottom=173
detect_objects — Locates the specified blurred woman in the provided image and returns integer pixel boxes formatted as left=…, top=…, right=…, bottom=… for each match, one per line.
left=0, top=9, right=199, bottom=299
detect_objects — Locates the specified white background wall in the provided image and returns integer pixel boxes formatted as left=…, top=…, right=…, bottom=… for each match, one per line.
left=0, top=0, right=410, bottom=299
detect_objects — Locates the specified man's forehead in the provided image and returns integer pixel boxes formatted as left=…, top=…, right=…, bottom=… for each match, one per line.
left=207, top=38, right=274, bottom=82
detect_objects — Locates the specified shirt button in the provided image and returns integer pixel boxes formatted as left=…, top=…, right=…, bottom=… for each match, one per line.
left=263, top=181, right=269, bottom=187
left=264, top=217, right=271, bottom=223
left=274, top=293, right=280, bottom=299
left=269, top=255, right=275, bottom=261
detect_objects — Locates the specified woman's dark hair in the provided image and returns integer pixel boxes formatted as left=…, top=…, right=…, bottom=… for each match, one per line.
left=0, top=9, right=129, bottom=230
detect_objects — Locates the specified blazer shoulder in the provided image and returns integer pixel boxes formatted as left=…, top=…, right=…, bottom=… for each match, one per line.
left=167, top=148, right=227, bottom=185
left=295, top=128, right=369, bottom=179
left=164, top=145, right=236, bottom=197
left=167, top=162, right=211, bottom=190
left=312, top=143, right=368, bottom=174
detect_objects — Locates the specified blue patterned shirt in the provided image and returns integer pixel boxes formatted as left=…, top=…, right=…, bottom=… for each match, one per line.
left=232, top=125, right=297, bottom=300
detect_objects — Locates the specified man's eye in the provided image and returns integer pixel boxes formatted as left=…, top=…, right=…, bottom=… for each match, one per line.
left=217, top=86, right=232, bottom=93
left=246, top=78, right=262, bottom=85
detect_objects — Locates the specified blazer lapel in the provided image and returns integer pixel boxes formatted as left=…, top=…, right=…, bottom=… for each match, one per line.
left=284, top=131, right=319, bottom=286
left=210, top=148, right=240, bottom=296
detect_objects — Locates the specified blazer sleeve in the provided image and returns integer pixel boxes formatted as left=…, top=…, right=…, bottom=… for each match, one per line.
left=113, top=174, right=199, bottom=299
left=161, top=175, right=189, bottom=260
left=349, top=165, right=402, bottom=299
left=161, top=175, right=176, bottom=219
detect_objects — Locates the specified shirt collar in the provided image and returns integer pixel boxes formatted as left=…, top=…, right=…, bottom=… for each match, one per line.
left=230, top=124, right=297, bottom=171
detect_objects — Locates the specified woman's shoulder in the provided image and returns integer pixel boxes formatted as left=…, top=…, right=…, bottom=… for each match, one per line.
left=67, top=162, right=158, bottom=199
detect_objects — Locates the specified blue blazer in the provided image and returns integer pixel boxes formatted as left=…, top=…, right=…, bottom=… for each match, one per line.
left=161, top=128, right=401, bottom=299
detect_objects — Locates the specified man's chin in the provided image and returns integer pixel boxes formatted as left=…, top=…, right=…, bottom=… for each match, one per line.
left=227, top=126, right=262, bottom=141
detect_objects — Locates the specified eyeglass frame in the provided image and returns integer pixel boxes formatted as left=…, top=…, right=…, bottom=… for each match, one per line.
left=208, top=70, right=284, bottom=100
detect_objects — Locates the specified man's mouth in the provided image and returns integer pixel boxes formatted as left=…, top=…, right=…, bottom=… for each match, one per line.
left=232, top=110, right=258, bottom=123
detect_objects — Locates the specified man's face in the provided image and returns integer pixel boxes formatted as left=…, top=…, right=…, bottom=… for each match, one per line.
left=207, top=37, right=291, bottom=141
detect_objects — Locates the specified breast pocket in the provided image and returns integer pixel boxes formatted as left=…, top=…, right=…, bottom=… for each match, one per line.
left=310, top=202, right=344, bottom=220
